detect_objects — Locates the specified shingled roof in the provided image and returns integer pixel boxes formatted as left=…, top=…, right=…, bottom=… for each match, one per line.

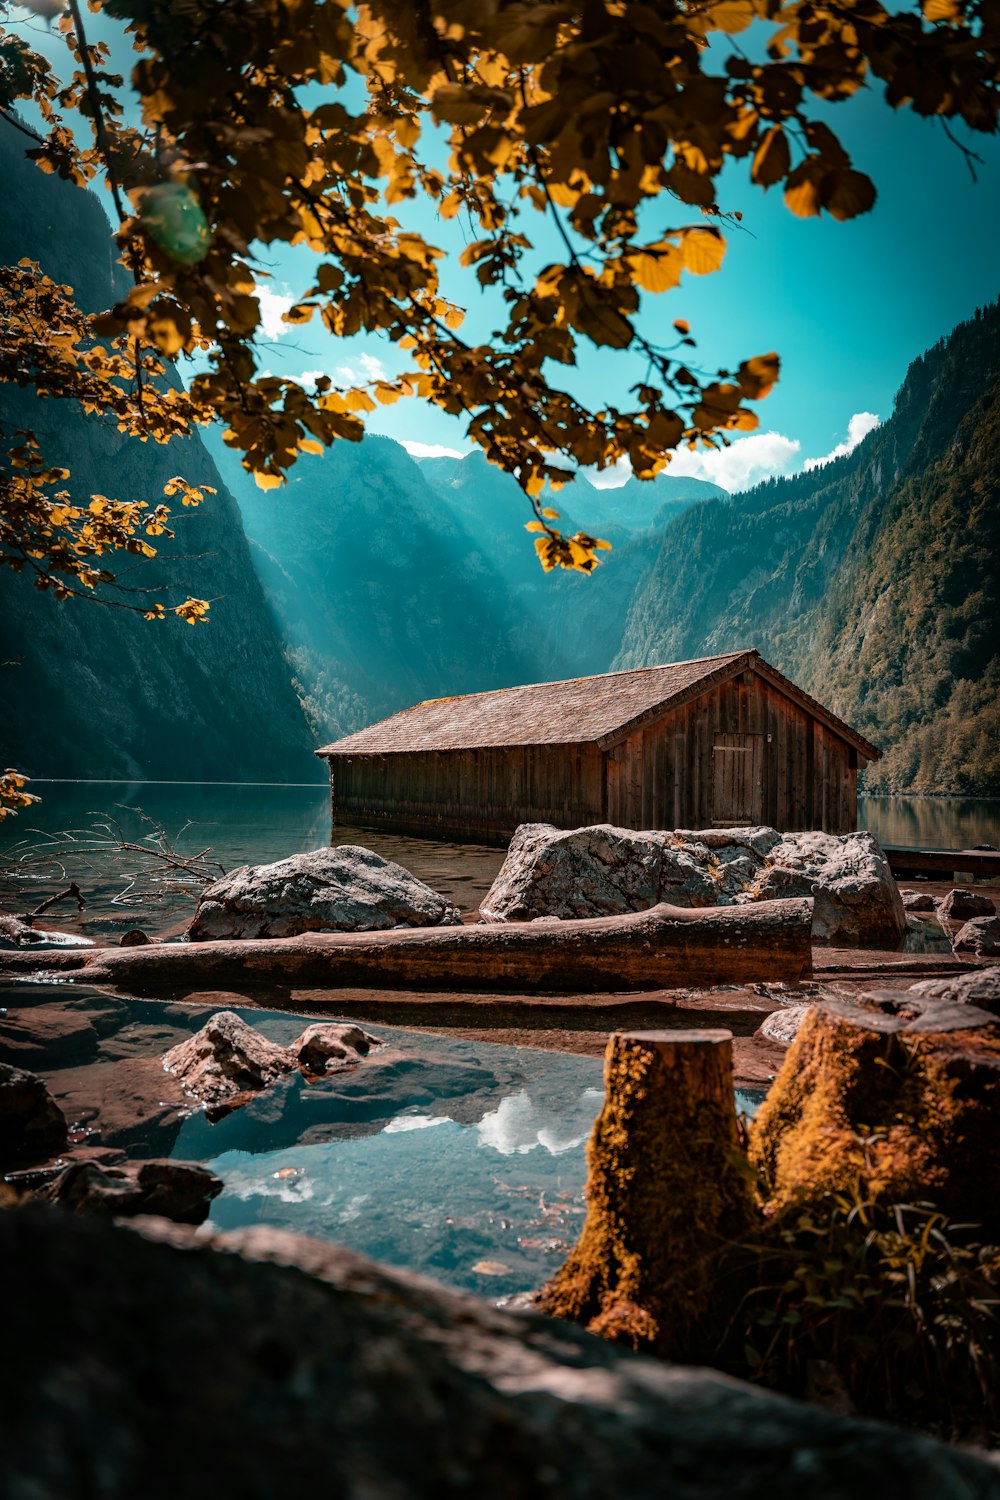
left=317, top=650, right=881, bottom=759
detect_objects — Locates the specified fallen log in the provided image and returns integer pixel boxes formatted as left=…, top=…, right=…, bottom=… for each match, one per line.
left=0, top=898, right=813, bottom=994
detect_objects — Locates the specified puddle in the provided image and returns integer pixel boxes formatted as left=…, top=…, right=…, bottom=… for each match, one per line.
left=2, top=980, right=763, bottom=1299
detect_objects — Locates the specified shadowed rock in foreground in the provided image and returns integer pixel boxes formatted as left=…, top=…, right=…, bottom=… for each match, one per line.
left=2, top=1208, right=997, bottom=1500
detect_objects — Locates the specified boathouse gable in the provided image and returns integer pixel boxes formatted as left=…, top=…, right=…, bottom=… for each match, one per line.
left=316, top=650, right=880, bottom=844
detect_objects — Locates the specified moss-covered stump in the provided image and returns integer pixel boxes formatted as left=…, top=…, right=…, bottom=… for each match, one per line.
left=750, top=993, right=1000, bottom=1233
left=537, top=1029, right=755, bottom=1357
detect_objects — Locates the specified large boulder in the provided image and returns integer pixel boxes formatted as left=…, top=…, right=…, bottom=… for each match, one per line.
left=0, top=1062, right=68, bottom=1169
left=480, top=823, right=905, bottom=947
left=162, top=1010, right=382, bottom=1111
left=188, top=846, right=461, bottom=940
left=478, top=823, right=721, bottom=921
left=752, top=830, right=906, bottom=947
left=2, top=1208, right=994, bottom=1500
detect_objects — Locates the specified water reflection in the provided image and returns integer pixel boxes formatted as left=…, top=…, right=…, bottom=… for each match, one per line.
left=172, top=1020, right=606, bottom=1296
left=859, top=796, right=1000, bottom=851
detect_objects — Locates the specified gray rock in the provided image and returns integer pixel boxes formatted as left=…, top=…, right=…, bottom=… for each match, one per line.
left=40, top=1158, right=223, bottom=1225
left=480, top=823, right=720, bottom=922
left=162, top=1010, right=382, bottom=1110
left=902, top=891, right=937, bottom=912
left=0, top=1062, right=68, bottom=1169
left=294, top=1021, right=380, bottom=1073
left=938, top=888, right=997, bottom=922
left=481, top=823, right=905, bottom=947
left=162, top=1010, right=291, bottom=1106
left=908, top=966, right=1000, bottom=1015
left=2, top=1208, right=996, bottom=1500
left=953, top=915, right=1000, bottom=957
left=752, top=830, right=906, bottom=948
left=188, top=845, right=461, bottom=940
left=756, top=1004, right=814, bottom=1046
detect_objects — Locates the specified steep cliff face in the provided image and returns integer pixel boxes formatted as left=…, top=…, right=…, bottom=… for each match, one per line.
left=0, top=134, right=315, bottom=781
left=616, top=304, right=1000, bottom=796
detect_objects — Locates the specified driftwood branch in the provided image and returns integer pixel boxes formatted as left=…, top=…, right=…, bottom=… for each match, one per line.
left=26, top=882, right=87, bottom=924
left=0, top=898, right=814, bottom=993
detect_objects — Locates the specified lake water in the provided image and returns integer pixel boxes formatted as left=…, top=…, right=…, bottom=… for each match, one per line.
left=2, top=780, right=998, bottom=939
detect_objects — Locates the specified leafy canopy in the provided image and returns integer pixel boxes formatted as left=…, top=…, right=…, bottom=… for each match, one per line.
left=0, top=0, right=997, bottom=810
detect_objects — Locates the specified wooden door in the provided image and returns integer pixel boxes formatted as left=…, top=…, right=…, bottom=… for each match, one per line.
left=712, top=733, right=765, bottom=825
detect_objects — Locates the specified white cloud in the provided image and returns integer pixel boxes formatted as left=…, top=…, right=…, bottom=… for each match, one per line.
left=401, top=440, right=469, bottom=461
left=588, top=456, right=632, bottom=490
left=255, top=283, right=295, bottom=340
left=666, top=430, right=801, bottom=491
left=335, top=351, right=388, bottom=384
left=802, top=411, right=880, bottom=472
left=294, top=369, right=325, bottom=391
left=585, top=431, right=799, bottom=493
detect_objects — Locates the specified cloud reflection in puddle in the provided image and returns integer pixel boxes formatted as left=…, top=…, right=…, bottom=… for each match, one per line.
left=476, top=1087, right=603, bottom=1157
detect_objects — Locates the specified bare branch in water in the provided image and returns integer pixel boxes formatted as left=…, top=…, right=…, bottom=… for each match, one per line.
left=0, top=806, right=226, bottom=915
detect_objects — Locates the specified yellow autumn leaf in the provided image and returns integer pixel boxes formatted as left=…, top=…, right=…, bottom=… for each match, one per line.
left=680, top=229, right=726, bottom=275
left=627, top=242, right=684, bottom=293
left=708, top=0, right=756, bottom=32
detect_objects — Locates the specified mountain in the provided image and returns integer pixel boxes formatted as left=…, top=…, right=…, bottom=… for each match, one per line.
left=213, top=433, right=720, bottom=741
left=615, top=303, right=1000, bottom=796
left=1, top=134, right=316, bottom=782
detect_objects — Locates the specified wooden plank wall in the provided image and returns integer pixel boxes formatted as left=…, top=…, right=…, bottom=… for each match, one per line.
left=605, top=672, right=858, bottom=834
left=328, top=741, right=605, bottom=844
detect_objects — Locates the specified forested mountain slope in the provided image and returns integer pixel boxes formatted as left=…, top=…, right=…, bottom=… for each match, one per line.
left=1, top=135, right=315, bottom=781
left=215, top=432, right=719, bottom=741
left=616, top=303, right=1000, bottom=795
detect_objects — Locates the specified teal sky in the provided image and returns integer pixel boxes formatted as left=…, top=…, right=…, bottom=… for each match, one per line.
left=13, top=4, right=1000, bottom=490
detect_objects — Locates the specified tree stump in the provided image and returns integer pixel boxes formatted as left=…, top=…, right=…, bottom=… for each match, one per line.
left=750, top=992, right=1000, bottom=1233
left=537, top=1029, right=755, bottom=1358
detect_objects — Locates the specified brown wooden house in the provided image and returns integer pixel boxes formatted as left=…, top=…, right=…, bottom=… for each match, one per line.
left=316, top=649, right=881, bottom=844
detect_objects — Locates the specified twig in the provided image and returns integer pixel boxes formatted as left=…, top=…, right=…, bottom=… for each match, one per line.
left=26, top=882, right=87, bottom=925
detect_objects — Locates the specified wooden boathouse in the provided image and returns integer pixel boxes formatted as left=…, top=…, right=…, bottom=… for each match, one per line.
left=316, top=649, right=881, bottom=844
